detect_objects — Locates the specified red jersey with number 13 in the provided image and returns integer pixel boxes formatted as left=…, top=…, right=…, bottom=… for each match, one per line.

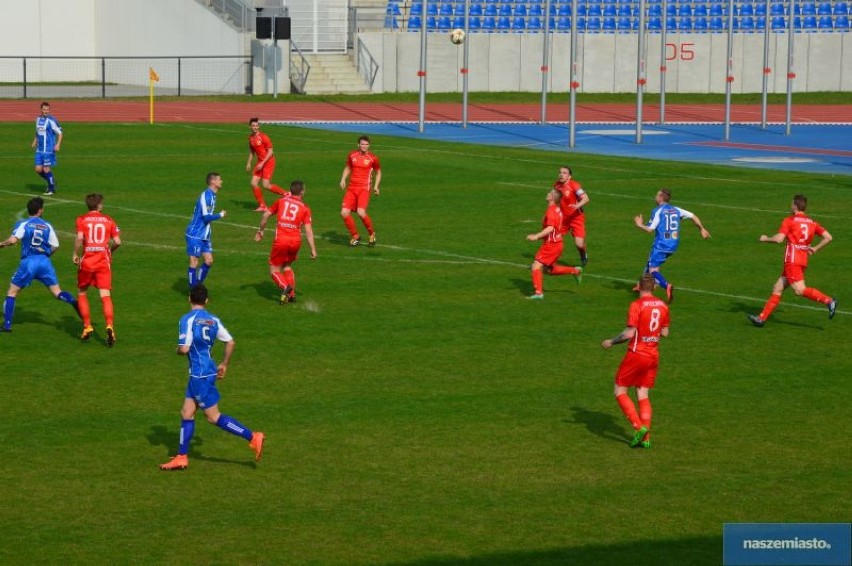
left=269, top=194, right=311, bottom=244
left=345, top=150, right=380, bottom=192
left=780, top=211, right=825, bottom=267
left=626, top=296, right=669, bottom=358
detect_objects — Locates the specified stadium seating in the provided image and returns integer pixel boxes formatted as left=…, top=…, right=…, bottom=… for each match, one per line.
left=835, top=2, right=849, bottom=15
left=835, top=14, right=850, bottom=27
left=438, top=14, right=452, bottom=28
left=427, top=2, right=438, bottom=15
left=603, top=15, right=617, bottom=29
left=817, top=14, right=833, bottom=26
left=530, top=4, right=544, bottom=16
left=512, top=14, right=527, bottom=28
left=409, top=14, right=422, bottom=28
left=557, top=15, right=572, bottom=28
left=709, top=15, right=725, bottom=29
left=410, top=2, right=423, bottom=15
left=648, top=15, right=662, bottom=29
left=497, top=15, right=511, bottom=29
left=587, top=15, right=602, bottom=28
left=740, top=15, right=755, bottom=28
left=528, top=15, right=544, bottom=28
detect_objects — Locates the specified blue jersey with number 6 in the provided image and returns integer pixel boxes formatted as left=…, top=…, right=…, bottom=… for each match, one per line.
left=178, top=309, right=233, bottom=379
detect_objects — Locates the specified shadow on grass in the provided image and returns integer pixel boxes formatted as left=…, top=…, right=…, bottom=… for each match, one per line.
left=12, top=304, right=79, bottom=338
left=730, top=301, right=825, bottom=330
left=389, top=535, right=721, bottom=566
left=320, top=230, right=354, bottom=247
left=564, top=406, right=629, bottom=445
left=147, top=425, right=257, bottom=469
left=239, top=280, right=279, bottom=303
left=171, top=277, right=189, bottom=296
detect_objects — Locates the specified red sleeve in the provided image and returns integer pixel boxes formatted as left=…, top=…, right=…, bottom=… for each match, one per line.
left=626, top=301, right=640, bottom=328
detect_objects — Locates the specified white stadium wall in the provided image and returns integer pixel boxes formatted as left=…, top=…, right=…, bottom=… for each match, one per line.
left=361, top=30, right=852, bottom=93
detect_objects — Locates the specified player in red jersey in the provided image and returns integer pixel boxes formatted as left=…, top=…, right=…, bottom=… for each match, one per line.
left=254, top=180, right=317, bottom=304
left=246, top=118, right=287, bottom=212
left=339, top=135, right=381, bottom=248
left=748, top=194, right=837, bottom=327
left=553, top=166, right=590, bottom=266
left=73, top=193, right=121, bottom=346
left=602, top=273, right=669, bottom=449
left=526, top=190, right=583, bottom=299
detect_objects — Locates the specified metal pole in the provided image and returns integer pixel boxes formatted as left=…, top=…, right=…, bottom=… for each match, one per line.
left=760, top=0, right=771, bottom=128
left=418, top=8, right=427, bottom=132
left=273, top=39, right=279, bottom=98
left=23, top=58, right=27, bottom=99
left=785, top=0, right=795, bottom=135
left=724, top=0, right=735, bottom=140
left=569, top=0, right=579, bottom=148
left=636, top=0, right=647, bottom=144
left=102, top=58, right=106, bottom=98
left=659, top=0, right=667, bottom=124
left=178, top=58, right=182, bottom=97
left=463, top=0, right=470, bottom=127
left=541, top=0, right=552, bottom=125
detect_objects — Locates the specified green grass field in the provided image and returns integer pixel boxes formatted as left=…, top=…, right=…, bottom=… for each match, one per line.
left=0, top=121, right=849, bottom=565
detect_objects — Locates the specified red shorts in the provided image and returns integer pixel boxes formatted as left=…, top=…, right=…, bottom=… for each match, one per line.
left=269, top=239, right=301, bottom=266
left=560, top=215, right=586, bottom=238
left=253, top=158, right=276, bottom=181
left=782, top=263, right=806, bottom=284
left=614, top=351, right=659, bottom=388
left=77, top=267, right=112, bottom=290
left=342, top=188, right=370, bottom=211
left=535, top=241, right=564, bottom=267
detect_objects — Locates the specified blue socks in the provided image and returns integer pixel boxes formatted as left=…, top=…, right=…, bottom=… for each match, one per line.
left=179, top=418, right=195, bottom=455
left=3, top=297, right=14, bottom=328
left=652, top=271, right=669, bottom=289
left=198, top=263, right=211, bottom=284
left=188, top=267, right=197, bottom=287
left=216, top=414, right=253, bottom=441
left=188, top=264, right=210, bottom=287
left=45, top=171, right=55, bottom=189
left=57, top=290, right=75, bottom=305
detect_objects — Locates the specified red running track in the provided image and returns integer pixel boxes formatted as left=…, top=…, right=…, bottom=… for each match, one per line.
left=1, top=100, right=850, bottom=123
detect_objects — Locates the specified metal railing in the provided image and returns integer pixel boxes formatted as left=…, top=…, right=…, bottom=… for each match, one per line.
left=194, top=0, right=254, bottom=31
left=356, top=38, right=379, bottom=90
left=0, top=56, right=253, bottom=98
left=289, top=41, right=311, bottom=94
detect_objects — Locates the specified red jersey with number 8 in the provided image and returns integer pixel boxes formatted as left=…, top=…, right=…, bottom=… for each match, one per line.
left=626, top=296, right=669, bottom=358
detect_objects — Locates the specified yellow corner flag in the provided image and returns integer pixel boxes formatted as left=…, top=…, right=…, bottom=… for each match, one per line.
left=148, top=67, right=159, bottom=124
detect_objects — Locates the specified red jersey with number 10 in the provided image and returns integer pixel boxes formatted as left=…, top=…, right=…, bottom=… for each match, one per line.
left=345, top=150, right=380, bottom=191
left=780, top=211, right=825, bottom=267
left=626, top=295, right=669, bottom=358
left=76, top=211, right=119, bottom=272
left=269, top=194, right=311, bottom=244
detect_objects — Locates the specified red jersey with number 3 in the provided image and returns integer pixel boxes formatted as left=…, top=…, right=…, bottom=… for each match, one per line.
left=249, top=132, right=273, bottom=161
left=76, top=211, right=119, bottom=271
left=626, top=296, right=669, bottom=358
left=269, top=194, right=311, bottom=244
left=345, top=150, right=380, bottom=192
left=780, top=211, right=825, bottom=267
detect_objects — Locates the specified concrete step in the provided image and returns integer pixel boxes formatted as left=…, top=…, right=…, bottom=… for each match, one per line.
left=302, top=53, right=371, bottom=95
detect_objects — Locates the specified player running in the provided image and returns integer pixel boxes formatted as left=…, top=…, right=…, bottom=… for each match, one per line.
left=526, top=189, right=583, bottom=299
left=246, top=118, right=287, bottom=212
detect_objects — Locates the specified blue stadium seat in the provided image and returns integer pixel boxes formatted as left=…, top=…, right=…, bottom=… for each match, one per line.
left=387, top=1, right=402, bottom=15
left=709, top=3, right=723, bottom=16
left=452, top=15, right=465, bottom=26
left=835, top=2, right=849, bottom=15
left=485, top=3, right=497, bottom=15
left=470, top=3, right=484, bottom=15
left=603, top=15, right=617, bottom=29
left=514, top=3, right=527, bottom=15
left=427, top=2, right=438, bottom=15
left=678, top=3, right=692, bottom=15
left=558, top=3, right=572, bottom=15
left=426, top=15, right=437, bottom=28
left=588, top=3, right=603, bottom=16
left=741, top=15, right=755, bottom=28
left=528, top=15, right=544, bottom=28
left=497, top=15, right=511, bottom=29
left=755, top=3, right=767, bottom=15
left=577, top=4, right=588, bottom=16
left=739, top=3, right=754, bottom=16
left=694, top=15, right=709, bottom=29
left=770, top=3, right=785, bottom=15
left=666, top=15, right=678, bottom=28
left=709, top=15, right=724, bottom=29
left=587, top=15, right=602, bottom=28
left=647, top=15, right=662, bottom=29
left=530, top=4, right=544, bottom=16
left=617, top=15, right=632, bottom=29
left=482, top=15, right=497, bottom=29
left=755, top=15, right=766, bottom=27
left=470, top=15, right=482, bottom=28
left=557, top=15, right=572, bottom=28
left=440, top=2, right=453, bottom=15
left=437, top=15, right=452, bottom=27
left=803, top=2, right=818, bottom=14
left=666, top=3, right=676, bottom=16
left=576, top=15, right=587, bottom=28
left=648, top=4, right=662, bottom=16
left=512, top=15, right=526, bottom=28
left=679, top=15, right=693, bottom=28
left=499, top=3, right=512, bottom=15
left=835, top=14, right=850, bottom=28
left=604, top=4, right=617, bottom=15
left=694, top=4, right=708, bottom=16
left=410, top=2, right=423, bottom=15
left=771, top=14, right=787, bottom=28
left=816, top=14, right=831, bottom=27
left=409, top=15, right=422, bottom=28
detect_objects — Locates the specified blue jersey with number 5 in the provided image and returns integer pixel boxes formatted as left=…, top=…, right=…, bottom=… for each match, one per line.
left=178, top=309, right=233, bottom=379
left=647, top=204, right=694, bottom=253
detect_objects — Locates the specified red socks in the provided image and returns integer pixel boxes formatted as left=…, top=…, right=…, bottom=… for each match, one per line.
left=102, top=296, right=114, bottom=326
left=531, top=269, right=543, bottom=295
left=269, top=184, right=287, bottom=196
left=759, top=293, right=782, bottom=321
left=362, top=214, right=375, bottom=236
left=638, top=397, right=652, bottom=441
left=550, top=265, right=580, bottom=276
left=343, top=216, right=358, bottom=238
left=616, top=393, right=643, bottom=430
left=803, top=287, right=831, bottom=305
left=252, top=186, right=265, bottom=207
left=77, top=294, right=91, bottom=326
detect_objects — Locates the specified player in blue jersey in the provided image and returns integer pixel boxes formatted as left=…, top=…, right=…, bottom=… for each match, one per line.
left=186, top=172, right=227, bottom=287
left=32, top=102, right=63, bottom=196
left=634, top=188, right=711, bottom=303
left=160, top=283, right=265, bottom=470
left=0, top=197, right=80, bottom=331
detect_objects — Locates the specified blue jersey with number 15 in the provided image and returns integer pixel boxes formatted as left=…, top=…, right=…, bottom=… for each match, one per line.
left=178, top=308, right=233, bottom=379
left=647, top=204, right=695, bottom=253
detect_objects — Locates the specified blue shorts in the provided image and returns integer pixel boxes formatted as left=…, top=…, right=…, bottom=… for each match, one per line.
left=186, top=236, right=213, bottom=258
left=10, top=256, right=59, bottom=288
left=185, top=376, right=221, bottom=409
left=35, top=151, right=57, bottom=167
left=646, top=248, right=675, bottom=269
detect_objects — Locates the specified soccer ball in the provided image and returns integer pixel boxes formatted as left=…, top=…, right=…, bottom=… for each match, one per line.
left=450, top=28, right=466, bottom=45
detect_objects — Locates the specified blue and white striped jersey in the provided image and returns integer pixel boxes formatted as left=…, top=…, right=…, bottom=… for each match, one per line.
left=34, top=115, right=62, bottom=153
left=185, top=188, right=222, bottom=241
left=178, top=308, right=233, bottom=379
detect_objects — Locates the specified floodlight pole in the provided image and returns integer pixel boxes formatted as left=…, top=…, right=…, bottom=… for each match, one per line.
left=418, top=11, right=427, bottom=133
left=569, top=0, right=579, bottom=148
left=541, top=0, right=552, bottom=125
left=724, top=0, right=735, bottom=141
left=760, top=0, right=771, bottom=128
left=785, top=0, right=795, bottom=135
left=463, top=0, right=470, bottom=127
left=636, top=0, right=647, bottom=144
left=659, top=0, right=668, bottom=124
